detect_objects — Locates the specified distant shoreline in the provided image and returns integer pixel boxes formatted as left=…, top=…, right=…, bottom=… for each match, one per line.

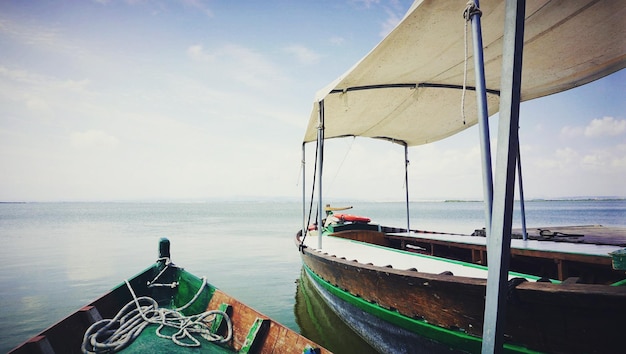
left=444, top=197, right=626, bottom=203
left=2, top=197, right=625, bottom=204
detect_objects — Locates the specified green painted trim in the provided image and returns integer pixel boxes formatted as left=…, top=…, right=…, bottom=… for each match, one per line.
left=173, top=270, right=217, bottom=316
left=298, top=276, right=326, bottom=336
left=239, top=318, right=268, bottom=353
left=303, top=264, right=540, bottom=354
left=610, top=278, right=626, bottom=286
left=329, top=235, right=550, bottom=282
left=211, top=303, right=232, bottom=334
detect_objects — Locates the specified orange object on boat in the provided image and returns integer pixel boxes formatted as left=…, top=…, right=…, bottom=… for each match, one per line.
left=333, top=213, right=371, bottom=223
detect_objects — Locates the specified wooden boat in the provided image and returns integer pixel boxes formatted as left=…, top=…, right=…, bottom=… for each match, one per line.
left=296, top=216, right=626, bottom=353
left=10, top=238, right=329, bottom=354
left=296, top=0, right=626, bottom=353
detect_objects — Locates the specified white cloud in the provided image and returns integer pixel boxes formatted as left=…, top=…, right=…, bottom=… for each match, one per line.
left=581, top=150, right=610, bottom=168
left=283, top=45, right=321, bottom=65
left=70, top=130, right=119, bottom=150
left=559, top=125, right=584, bottom=138
left=561, top=116, right=626, bottom=139
left=319, top=138, right=486, bottom=201
left=554, top=147, right=578, bottom=161
left=520, top=141, right=626, bottom=198
left=612, top=144, right=626, bottom=168
left=380, top=7, right=402, bottom=37
left=180, top=0, right=214, bottom=18
left=187, top=43, right=287, bottom=89
left=330, top=36, right=345, bottom=46
left=584, top=116, right=626, bottom=137
left=187, top=44, right=215, bottom=62
left=0, top=65, right=47, bottom=85
left=347, top=0, right=405, bottom=38
left=352, top=0, right=381, bottom=9
left=0, top=65, right=90, bottom=92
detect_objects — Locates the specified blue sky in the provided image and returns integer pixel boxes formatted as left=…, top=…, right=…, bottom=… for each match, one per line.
left=0, top=0, right=624, bottom=202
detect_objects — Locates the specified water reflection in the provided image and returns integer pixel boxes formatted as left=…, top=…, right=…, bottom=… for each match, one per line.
left=295, top=267, right=378, bottom=354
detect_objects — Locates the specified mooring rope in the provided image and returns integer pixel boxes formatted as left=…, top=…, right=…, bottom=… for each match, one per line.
left=461, top=0, right=482, bottom=125
left=81, top=272, right=232, bottom=353
left=300, top=136, right=320, bottom=248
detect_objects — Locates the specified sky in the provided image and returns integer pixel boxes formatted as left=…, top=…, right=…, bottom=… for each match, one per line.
left=0, top=0, right=624, bottom=202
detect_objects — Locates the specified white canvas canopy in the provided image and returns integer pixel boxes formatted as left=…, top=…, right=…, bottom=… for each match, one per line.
left=303, top=0, right=626, bottom=146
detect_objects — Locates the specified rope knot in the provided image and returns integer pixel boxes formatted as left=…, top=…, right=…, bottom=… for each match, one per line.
left=463, top=1, right=482, bottom=21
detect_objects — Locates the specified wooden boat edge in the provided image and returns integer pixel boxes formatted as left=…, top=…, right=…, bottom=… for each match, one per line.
left=296, top=231, right=626, bottom=353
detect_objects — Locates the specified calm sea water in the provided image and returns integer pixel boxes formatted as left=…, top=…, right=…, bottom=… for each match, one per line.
left=1, top=200, right=625, bottom=352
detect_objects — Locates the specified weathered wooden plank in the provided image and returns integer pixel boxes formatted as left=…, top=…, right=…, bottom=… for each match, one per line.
left=207, top=289, right=330, bottom=354
left=382, top=228, right=624, bottom=282
left=240, top=318, right=269, bottom=353
left=513, top=225, right=626, bottom=246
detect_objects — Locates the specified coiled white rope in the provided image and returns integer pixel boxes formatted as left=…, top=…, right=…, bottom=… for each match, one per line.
left=81, top=274, right=232, bottom=353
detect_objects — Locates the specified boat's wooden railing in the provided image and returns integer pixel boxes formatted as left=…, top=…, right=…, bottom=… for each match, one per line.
left=207, top=289, right=328, bottom=354
left=329, top=229, right=390, bottom=247
left=384, top=233, right=625, bottom=284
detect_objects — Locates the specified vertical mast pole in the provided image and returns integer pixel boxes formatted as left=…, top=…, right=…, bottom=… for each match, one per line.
left=404, top=143, right=410, bottom=235
left=316, top=100, right=325, bottom=249
left=482, top=1, right=525, bottom=353
left=302, top=143, right=306, bottom=239
left=467, top=0, right=494, bottom=234
left=517, top=139, right=528, bottom=240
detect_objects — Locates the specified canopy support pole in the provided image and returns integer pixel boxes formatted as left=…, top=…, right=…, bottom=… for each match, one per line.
left=316, top=100, right=325, bottom=249
left=302, top=143, right=306, bottom=240
left=482, top=1, right=525, bottom=353
left=404, top=143, right=410, bottom=235
left=468, top=0, right=494, bottom=235
left=517, top=139, right=528, bottom=240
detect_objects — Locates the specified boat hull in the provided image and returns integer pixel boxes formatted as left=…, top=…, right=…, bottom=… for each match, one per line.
left=298, top=239, right=626, bottom=353
left=303, top=265, right=466, bottom=354
left=11, top=239, right=330, bottom=354
left=295, top=268, right=379, bottom=353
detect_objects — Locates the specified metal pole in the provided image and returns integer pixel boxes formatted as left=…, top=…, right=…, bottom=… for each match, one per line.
left=517, top=139, right=528, bottom=240
left=482, top=1, right=525, bottom=353
left=469, top=0, right=494, bottom=235
left=302, top=143, right=306, bottom=239
left=316, top=100, right=325, bottom=249
left=404, top=143, right=411, bottom=235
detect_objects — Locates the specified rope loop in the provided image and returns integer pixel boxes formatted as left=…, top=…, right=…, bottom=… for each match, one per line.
left=82, top=275, right=232, bottom=353
left=460, top=0, right=482, bottom=125
left=463, top=1, right=482, bottom=21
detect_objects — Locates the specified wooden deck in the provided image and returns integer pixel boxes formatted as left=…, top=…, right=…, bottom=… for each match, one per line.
left=385, top=225, right=626, bottom=283
left=511, top=225, right=626, bottom=246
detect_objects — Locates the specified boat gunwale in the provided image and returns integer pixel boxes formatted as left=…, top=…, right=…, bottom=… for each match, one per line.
left=298, top=230, right=546, bottom=282
left=299, top=234, right=626, bottom=296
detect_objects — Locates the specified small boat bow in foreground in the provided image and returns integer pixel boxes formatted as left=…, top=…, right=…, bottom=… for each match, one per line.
left=11, top=238, right=329, bottom=354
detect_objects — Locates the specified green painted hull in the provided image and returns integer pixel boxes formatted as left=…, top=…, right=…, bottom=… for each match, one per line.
left=303, top=265, right=540, bottom=354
